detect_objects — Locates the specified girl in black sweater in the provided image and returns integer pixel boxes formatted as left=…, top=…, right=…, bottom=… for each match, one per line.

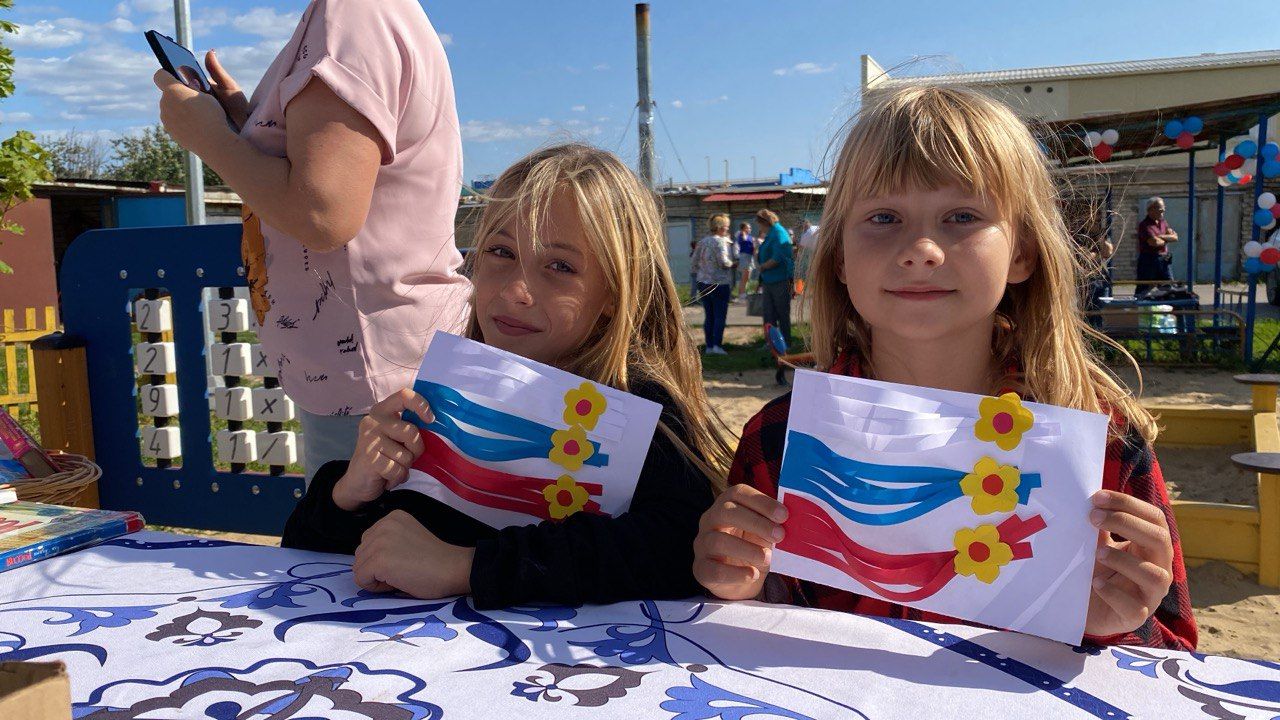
left=283, top=144, right=734, bottom=608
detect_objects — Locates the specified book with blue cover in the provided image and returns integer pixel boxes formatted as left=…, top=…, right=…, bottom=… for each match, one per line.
left=0, top=501, right=144, bottom=573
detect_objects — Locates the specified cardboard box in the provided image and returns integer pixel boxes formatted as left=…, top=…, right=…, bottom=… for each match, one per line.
left=0, top=661, right=70, bottom=719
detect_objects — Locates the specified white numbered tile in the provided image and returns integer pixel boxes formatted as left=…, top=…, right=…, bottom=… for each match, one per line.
left=255, top=431, right=298, bottom=466
left=140, top=426, right=181, bottom=460
left=250, top=344, right=275, bottom=378
left=139, top=383, right=179, bottom=417
left=252, top=387, right=295, bottom=422
left=216, top=429, right=258, bottom=464
left=213, top=387, right=253, bottom=421
left=210, top=342, right=252, bottom=376
left=133, top=298, right=172, bottom=333
left=209, top=298, right=251, bottom=333
left=135, top=342, right=177, bottom=375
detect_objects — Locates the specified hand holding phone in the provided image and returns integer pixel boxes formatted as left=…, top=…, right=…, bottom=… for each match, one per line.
left=146, top=30, right=244, bottom=131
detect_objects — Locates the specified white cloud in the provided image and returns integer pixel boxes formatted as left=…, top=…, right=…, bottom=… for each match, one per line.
left=115, top=2, right=131, bottom=17
left=700, top=95, right=729, bottom=105
left=232, top=7, right=301, bottom=40
left=0, top=111, right=34, bottom=123
left=670, top=99, right=683, bottom=108
left=9, top=19, right=84, bottom=48
left=439, top=32, right=452, bottom=46
left=131, top=0, right=172, bottom=14
left=59, top=111, right=86, bottom=121
left=461, top=118, right=603, bottom=144
left=571, top=105, right=586, bottom=112
left=593, top=63, right=609, bottom=71
left=773, top=62, right=837, bottom=76
left=106, top=17, right=137, bottom=33
left=193, top=8, right=232, bottom=36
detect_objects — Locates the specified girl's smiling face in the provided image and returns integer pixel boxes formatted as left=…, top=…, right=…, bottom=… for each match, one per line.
left=838, top=185, right=1034, bottom=345
left=471, top=191, right=615, bottom=366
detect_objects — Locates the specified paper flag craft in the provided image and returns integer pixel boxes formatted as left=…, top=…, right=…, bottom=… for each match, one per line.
left=773, top=370, right=1108, bottom=645
left=400, top=332, right=662, bottom=530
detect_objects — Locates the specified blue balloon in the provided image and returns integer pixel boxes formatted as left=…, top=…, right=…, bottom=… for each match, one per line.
left=1246, top=257, right=1264, bottom=274
left=1264, top=160, right=1280, bottom=179
left=1183, top=116, right=1204, bottom=135
left=1237, top=140, right=1259, bottom=158
left=1263, top=142, right=1280, bottom=160
left=1256, top=209, right=1276, bottom=226
left=1163, top=120, right=1183, bottom=139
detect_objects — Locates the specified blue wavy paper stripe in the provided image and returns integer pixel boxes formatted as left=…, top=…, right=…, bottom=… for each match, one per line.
left=403, top=380, right=608, bottom=467
left=874, top=617, right=1132, bottom=719
left=781, top=432, right=1039, bottom=525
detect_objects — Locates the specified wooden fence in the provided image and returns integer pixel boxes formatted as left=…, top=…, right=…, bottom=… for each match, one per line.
left=0, top=306, right=58, bottom=416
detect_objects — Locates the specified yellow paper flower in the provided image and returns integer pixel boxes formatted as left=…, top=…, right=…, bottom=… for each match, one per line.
left=974, top=393, right=1034, bottom=451
left=959, top=456, right=1022, bottom=515
left=549, top=425, right=594, bottom=471
left=953, top=524, right=1015, bottom=584
left=563, top=382, right=608, bottom=431
left=543, top=475, right=590, bottom=520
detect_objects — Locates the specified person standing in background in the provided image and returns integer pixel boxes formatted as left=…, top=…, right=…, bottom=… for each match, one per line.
left=755, top=209, right=794, bottom=344
left=734, top=222, right=757, bottom=301
left=154, top=0, right=470, bottom=487
left=795, top=218, right=820, bottom=294
left=1135, top=197, right=1177, bottom=298
left=694, top=214, right=738, bottom=354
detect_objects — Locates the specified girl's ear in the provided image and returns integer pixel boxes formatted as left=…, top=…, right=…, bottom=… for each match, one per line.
left=1007, top=235, right=1037, bottom=285
left=835, top=247, right=848, bottom=286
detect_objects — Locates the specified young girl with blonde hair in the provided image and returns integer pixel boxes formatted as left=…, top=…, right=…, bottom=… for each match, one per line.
left=285, top=143, right=734, bottom=607
left=692, top=85, right=1196, bottom=649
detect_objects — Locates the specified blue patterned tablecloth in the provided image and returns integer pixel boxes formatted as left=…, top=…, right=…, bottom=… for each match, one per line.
left=1, top=531, right=1277, bottom=719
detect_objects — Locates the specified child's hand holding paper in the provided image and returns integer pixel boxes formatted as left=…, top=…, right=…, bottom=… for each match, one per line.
left=333, top=390, right=435, bottom=512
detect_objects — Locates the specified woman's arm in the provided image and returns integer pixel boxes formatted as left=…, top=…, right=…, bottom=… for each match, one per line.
left=155, top=72, right=381, bottom=252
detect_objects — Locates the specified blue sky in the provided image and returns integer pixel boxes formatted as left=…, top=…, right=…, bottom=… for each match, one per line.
left=6, top=0, right=1279, bottom=182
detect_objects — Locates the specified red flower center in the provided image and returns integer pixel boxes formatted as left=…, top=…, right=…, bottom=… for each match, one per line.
left=981, top=474, right=1004, bottom=496
left=992, top=412, right=1014, bottom=434
left=575, top=399, right=593, bottom=416
left=556, top=489, right=574, bottom=507
left=967, top=542, right=991, bottom=563
left=563, top=440, right=580, bottom=456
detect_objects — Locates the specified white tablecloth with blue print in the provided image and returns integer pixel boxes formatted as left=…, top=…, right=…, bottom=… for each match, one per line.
left=1, top=531, right=1277, bottom=719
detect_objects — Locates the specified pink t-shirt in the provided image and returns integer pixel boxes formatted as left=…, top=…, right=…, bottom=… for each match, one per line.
left=241, top=0, right=470, bottom=416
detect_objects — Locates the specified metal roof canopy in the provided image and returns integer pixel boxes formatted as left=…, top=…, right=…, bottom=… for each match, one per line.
left=1045, top=91, right=1280, bottom=167
left=702, top=191, right=785, bottom=203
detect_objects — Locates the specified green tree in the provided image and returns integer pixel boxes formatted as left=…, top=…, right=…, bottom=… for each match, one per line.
left=0, top=0, right=54, bottom=274
left=43, top=129, right=110, bottom=179
left=109, top=124, right=225, bottom=187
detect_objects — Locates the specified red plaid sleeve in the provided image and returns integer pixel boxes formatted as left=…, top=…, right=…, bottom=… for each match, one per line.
left=1083, top=426, right=1198, bottom=650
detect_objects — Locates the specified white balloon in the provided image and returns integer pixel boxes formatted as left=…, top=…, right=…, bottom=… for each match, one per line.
left=1261, top=192, right=1278, bottom=210
left=1101, top=129, right=1119, bottom=146
left=1245, top=241, right=1264, bottom=258
left=1266, top=219, right=1278, bottom=232
left=1085, top=131, right=1102, bottom=148
left=1219, top=175, right=1234, bottom=187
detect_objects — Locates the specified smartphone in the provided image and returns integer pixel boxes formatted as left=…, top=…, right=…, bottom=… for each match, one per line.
left=145, top=30, right=213, bottom=93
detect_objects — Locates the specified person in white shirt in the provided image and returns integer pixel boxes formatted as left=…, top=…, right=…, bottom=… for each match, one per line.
left=693, top=214, right=739, bottom=354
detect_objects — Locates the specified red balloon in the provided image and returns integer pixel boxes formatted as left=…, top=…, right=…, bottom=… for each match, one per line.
left=1271, top=205, right=1280, bottom=219
left=1176, top=131, right=1195, bottom=149
left=1214, top=162, right=1230, bottom=176
left=1092, top=143, right=1113, bottom=162
left=1226, top=153, right=1245, bottom=170
left=1239, top=174, right=1254, bottom=185
left=1260, top=247, right=1280, bottom=265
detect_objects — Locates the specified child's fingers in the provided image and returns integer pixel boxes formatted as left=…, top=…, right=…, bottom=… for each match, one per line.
left=370, top=389, right=434, bottom=424
left=695, top=529, right=772, bottom=572
left=372, top=436, right=415, bottom=467
left=1092, top=570, right=1152, bottom=622
left=1096, top=545, right=1171, bottom=597
left=1091, top=490, right=1168, bottom=528
left=695, top=558, right=760, bottom=590
left=720, top=484, right=789, bottom=523
left=699, top=503, right=783, bottom=547
left=375, top=454, right=408, bottom=484
left=1089, top=508, right=1171, bottom=560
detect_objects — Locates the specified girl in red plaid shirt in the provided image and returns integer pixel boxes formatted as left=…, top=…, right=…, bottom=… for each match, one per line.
left=692, top=85, right=1197, bottom=650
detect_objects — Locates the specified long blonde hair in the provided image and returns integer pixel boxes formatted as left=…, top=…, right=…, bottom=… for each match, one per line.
left=808, top=85, right=1157, bottom=443
left=465, top=143, right=735, bottom=487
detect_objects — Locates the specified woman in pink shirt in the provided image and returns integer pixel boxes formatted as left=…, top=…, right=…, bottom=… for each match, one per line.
left=154, top=0, right=470, bottom=485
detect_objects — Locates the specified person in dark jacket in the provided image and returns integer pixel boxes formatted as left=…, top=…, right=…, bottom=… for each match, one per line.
left=283, top=144, right=735, bottom=608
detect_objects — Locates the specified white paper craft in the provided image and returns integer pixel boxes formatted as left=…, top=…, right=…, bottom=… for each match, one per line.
left=772, top=369, right=1107, bottom=644
left=399, top=332, right=663, bottom=529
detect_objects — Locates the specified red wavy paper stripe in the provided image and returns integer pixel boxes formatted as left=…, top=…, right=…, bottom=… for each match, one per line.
left=413, top=429, right=605, bottom=521
left=778, top=494, right=1045, bottom=601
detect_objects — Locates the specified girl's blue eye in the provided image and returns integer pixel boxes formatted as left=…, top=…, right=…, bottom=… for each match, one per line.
left=484, top=245, right=515, bottom=259
left=947, top=210, right=978, bottom=223
left=548, top=260, right=577, bottom=274
left=869, top=212, right=897, bottom=224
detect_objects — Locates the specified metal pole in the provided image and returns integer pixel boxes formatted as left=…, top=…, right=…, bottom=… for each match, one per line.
left=174, top=0, right=205, bottom=225
left=723, top=159, right=729, bottom=187
left=1186, top=149, right=1196, bottom=288
left=1104, top=186, right=1114, bottom=296
left=1214, top=134, right=1226, bottom=310
left=1246, top=114, right=1269, bottom=364
left=633, top=4, right=655, bottom=189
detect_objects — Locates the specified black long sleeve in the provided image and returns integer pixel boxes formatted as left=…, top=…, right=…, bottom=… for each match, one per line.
left=280, top=382, right=716, bottom=609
